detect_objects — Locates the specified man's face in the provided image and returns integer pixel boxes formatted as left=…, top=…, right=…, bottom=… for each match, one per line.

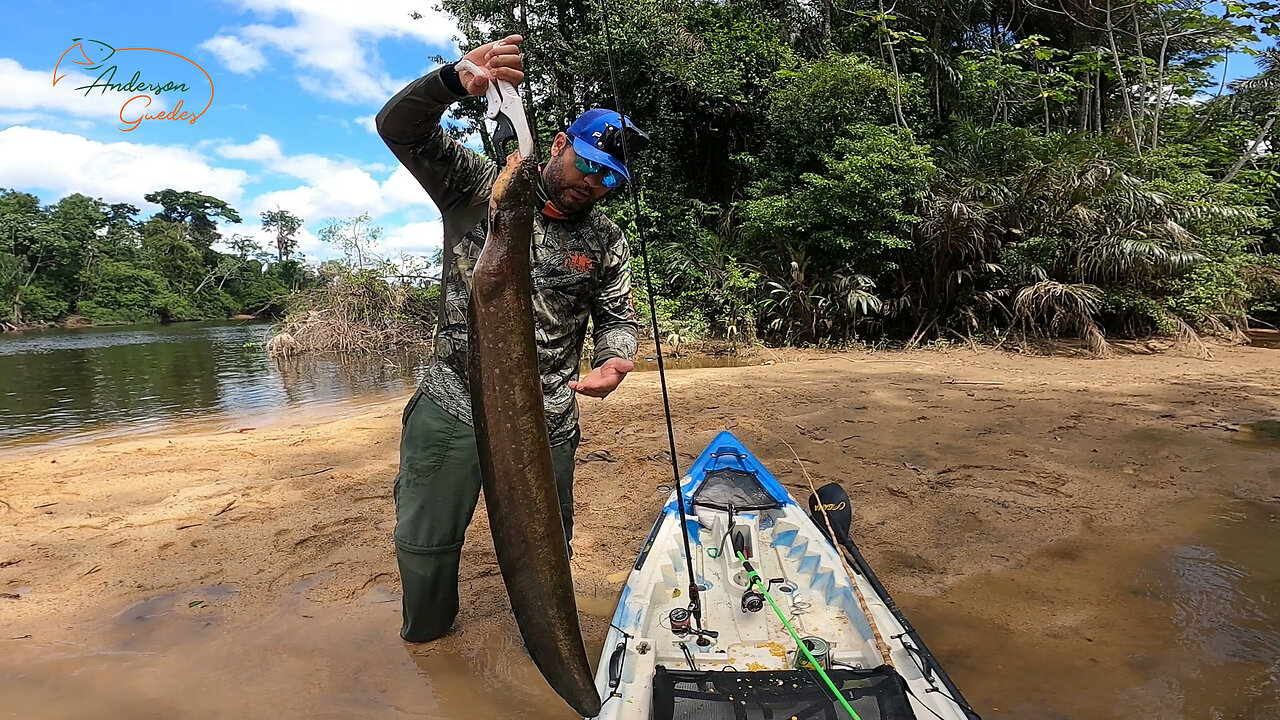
left=541, top=132, right=613, bottom=214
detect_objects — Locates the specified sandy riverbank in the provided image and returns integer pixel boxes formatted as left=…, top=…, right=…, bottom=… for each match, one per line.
left=1, top=344, right=1277, bottom=718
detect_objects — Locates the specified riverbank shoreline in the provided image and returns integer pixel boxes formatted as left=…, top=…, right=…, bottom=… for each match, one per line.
left=1, top=344, right=1277, bottom=718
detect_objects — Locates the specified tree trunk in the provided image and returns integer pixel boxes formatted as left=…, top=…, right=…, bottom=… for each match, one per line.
left=1095, top=70, right=1103, bottom=134
left=1105, top=0, right=1142, bottom=156
left=878, top=0, right=910, bottom=130
left=1223, top=113, right=1277, bottom=183
left=1131, top=6, right=1149, bottom=148
left=1150, top=4, right=1172, bottom=150
left=1035, top=58, right=1051, bottom=133
left=1080, top=81, right=1091, bottom=133
left=11, top=255, right=42, bottom=325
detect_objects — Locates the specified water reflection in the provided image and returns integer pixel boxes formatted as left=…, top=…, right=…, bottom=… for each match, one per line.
left=900, top=498, right=1280, bottom=720
left=0, top=321, right=434, bottom=447
left=1, top=321, right=760, bottom=448
left=1151, top=502, right=1280, bottom=719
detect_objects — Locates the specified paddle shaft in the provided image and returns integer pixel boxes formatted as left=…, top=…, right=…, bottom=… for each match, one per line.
left=736, top=552, right=863, bottom=720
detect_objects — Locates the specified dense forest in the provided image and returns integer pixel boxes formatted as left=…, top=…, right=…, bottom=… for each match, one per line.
left=0, top=189, right=316, bottom=329
left=3, top=0, right=1279, bottom=353
left=440, top=0, right=1280, bottom=351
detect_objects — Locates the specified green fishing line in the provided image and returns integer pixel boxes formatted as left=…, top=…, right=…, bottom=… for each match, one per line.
left=736, top=551, right=863, bottom=720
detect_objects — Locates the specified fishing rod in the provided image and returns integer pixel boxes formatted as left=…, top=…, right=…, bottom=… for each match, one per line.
left=594, top=0, right=706, bottom=637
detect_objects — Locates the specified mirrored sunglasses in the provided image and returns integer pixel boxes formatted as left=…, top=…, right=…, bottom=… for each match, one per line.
left=572, top=155, right=626, bottom=189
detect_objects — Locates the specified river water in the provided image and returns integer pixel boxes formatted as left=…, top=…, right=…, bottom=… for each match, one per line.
left=0, top=320, right=756, bottom=449
left=0, top=320, right=435, bottom=448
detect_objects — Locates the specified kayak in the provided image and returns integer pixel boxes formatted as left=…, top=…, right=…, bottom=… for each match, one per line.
left=588, top=430, right=982, bottom=720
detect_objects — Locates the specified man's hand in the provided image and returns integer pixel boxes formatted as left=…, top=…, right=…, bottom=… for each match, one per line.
left=569, top=357, right=634, bottom=398
left=456, top=34, right=525, bottom=96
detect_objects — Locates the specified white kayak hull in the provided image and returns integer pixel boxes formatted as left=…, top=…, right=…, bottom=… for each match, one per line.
left=588, top=431, right=979, bottom=720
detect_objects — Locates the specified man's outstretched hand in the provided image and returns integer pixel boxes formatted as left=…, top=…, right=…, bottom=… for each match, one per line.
left=569, top=357, right=634, bottom=398
left=456, top=34, right=525, bottom=96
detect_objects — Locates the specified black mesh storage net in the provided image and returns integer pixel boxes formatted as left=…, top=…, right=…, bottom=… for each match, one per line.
left=693, top=468, right=779, bottom=511
left=651, top=665, right=918, bottom=720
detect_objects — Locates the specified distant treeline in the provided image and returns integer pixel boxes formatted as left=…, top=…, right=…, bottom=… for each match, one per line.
left=0, top=189, right=319, bottom=329
left=6, top=0, right=1280, bottom=351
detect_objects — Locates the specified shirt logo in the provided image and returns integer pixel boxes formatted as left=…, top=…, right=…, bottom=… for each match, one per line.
left=564, top=251, right=597, bottom=274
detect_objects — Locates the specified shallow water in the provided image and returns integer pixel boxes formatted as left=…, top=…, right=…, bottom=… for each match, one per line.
left=0, top=321, right=432, bottom=449
left=0, top=321, right=754, bottom=449
left=902, top=498, right=1280, bottom=720
left=0, top=586, right=588, bottom=719
left=1232, top=420, right=1280, bottom=449
left=1, top=498, right=1275, bottom=719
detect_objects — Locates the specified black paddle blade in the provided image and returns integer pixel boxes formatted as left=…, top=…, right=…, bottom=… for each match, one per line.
left=807, top=482, right=853, bottom=548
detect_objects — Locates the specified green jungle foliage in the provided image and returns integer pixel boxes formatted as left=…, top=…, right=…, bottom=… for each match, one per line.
left=5, top=0, right=1279, bottom=350
left=0, top=191, right=312, bottom=327
left=436, top=0, right=1280, bottom=347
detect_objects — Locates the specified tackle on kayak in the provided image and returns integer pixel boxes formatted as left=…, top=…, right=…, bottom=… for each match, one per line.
left=586, top=432, right=983, bottom=720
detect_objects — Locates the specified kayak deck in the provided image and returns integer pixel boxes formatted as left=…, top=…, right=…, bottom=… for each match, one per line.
left=590, top=431, right=977, bottom=720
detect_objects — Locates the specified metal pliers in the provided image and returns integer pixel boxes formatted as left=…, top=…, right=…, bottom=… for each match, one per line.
left=454, top=41, right=534, bottom=160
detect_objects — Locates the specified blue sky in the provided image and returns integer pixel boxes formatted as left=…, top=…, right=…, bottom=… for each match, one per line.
left=0, top=1, right=1271, bottom=266
left=0, top=0, right=472, bottom=264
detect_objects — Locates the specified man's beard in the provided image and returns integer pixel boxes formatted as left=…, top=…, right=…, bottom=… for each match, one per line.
left=543, top=160, right=595, bottom=215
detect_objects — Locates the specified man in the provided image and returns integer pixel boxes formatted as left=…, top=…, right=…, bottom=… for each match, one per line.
left=376, top=35, right=645, bottom=644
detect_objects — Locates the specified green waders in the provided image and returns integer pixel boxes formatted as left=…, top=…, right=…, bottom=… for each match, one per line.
left=392, top=388, right=580, bottom=643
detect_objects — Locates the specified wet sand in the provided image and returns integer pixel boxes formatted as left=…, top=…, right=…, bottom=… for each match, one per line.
left=1, top=344, right=1278, bottom=718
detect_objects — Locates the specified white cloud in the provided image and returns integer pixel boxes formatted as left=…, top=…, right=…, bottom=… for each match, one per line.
left=217, top=134, right=284, bottom=162
left=206, top=0, right=459, bottom=103
left=379, top=220, right=442, bottom=258
left=199, top=35, right=268, bottom=74
left=356, top=114, right=378, bottom=134
left=0, top=112, right=52, bottom=128
left=381, top=165, right=429, bottom=210
left=0, top=57, right=172, bottom=122
left=213, top=134, right=437, bottom=220
left=248, top=169, right=385, bottom=222
left=0, top=126, right=248, bottom=208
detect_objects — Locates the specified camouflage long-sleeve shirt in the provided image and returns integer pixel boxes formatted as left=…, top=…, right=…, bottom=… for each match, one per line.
left=376, top=66, right=639, bottom=445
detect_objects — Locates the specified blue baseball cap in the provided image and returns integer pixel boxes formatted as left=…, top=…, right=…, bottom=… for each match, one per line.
left=565, top=108, right=649, bottom=182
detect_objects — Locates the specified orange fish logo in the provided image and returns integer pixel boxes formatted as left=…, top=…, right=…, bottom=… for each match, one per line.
left=564, top=251, right=597, bottom=274
left=53, top=38, right=214, bottom=132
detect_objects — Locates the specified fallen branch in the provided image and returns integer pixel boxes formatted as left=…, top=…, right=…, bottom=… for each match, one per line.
left=285, top=467, right=333, bottom=479
left=943, top=379, right=1004, bottom=386
left=213, top=498, right=238, bottom=517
